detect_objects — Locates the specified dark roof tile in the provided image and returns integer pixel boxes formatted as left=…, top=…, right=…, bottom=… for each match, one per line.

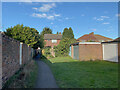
left=44, top=34, right=62, bottom=40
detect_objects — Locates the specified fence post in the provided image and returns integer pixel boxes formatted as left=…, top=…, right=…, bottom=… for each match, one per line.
left=28, top=45, right=29, bottom=61
left=20, top=42, right=23, bottom=65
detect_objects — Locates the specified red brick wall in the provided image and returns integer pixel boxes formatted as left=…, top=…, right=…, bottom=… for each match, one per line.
left=44, top=40, right=61, bottom=47
left=2, top=34, right=20, bottom=84
left=79, top=44, right=103, bottom=61
left=28, top=46, right=32, bottom=59
left=22, top=43, right=29, bottom=64
left=1, top=33, right=34, bottom=86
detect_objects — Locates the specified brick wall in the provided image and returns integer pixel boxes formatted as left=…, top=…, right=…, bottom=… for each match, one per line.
left=79, top=44, right=103, bottom=61
left=22, top=43, right=29, bottom=64
left=2, top=34, right=20, bottom=84
left=28, top=46, right=32, bottom=59
left=0, top=32, right=34, bottom=87
left=44, top=40, right=61, bottom=48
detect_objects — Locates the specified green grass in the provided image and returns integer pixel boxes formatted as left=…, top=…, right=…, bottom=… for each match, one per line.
left=42, top=56, right=118, bottom=88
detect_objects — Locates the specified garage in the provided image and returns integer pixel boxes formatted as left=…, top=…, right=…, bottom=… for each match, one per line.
left=102, top=41, right=118, bottom=62
left=71, top=38, right=119, bottom=62
left=71, top=42, right=103, bottom=61
left=73, top=45, right=79, bottom=60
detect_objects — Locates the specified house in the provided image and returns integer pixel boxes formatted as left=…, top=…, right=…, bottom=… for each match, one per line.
left=77, top=32, right=113, bottom=42
left=44, top=33, right=62, bottom=57
left=101, top=37, right=120, bottom=62
left=44, top=33, right=62, bottom=48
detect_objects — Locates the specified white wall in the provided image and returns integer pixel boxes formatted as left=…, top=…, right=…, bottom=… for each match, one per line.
left=102, top=43, right=118, bottom=62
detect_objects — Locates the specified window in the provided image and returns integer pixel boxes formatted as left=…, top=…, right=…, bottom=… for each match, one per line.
left=52, top=40, right=57, bottom=43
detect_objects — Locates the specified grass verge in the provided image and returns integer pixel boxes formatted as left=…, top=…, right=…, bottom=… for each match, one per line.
left=41, top=56, right=118, bottom=88
left=3, top=59, right=38, bottom=88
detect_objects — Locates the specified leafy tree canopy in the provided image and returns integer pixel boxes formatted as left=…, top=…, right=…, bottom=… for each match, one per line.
left=41, top=27, right=52, bottom=36
left=4, top=24, right=44, bottom=49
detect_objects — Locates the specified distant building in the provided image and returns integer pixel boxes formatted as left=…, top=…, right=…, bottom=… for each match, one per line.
left=77, top=32, right=113, bottom=42
left=44, top=33, right=62, bottom=48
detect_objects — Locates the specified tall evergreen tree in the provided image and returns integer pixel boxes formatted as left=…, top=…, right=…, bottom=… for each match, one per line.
left=54, top=27, right=76, bottom=57
left=62, top=28, right=69, bottom=39
left=62, top=27, right=74, bottom=39
left=69, top=27, right=74, bottom=39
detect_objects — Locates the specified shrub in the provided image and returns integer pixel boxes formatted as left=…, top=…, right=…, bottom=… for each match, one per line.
left=43, top=47, right=51, bottom=57
left=54, top=38, right=71, bottom=57
left=42, top=47, right=54, bottom=59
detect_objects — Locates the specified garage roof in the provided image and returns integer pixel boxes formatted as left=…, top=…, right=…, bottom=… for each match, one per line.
left=102, top=37, right=120, bottom=43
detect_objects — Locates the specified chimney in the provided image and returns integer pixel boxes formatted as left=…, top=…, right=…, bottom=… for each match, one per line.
left=89, top=32, right=94, bottom=35
left=59, top=32, right=61, bottom=34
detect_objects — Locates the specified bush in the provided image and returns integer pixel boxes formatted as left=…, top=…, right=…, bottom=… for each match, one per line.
left=54, top=38, right=71, bottom=57
left=42, top=47, right=54, bottom=59
left=43, top=47, right=51, bottom=57
left=47, top=54, right=54, bottom=59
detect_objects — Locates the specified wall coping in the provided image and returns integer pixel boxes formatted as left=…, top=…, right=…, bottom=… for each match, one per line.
left=102, top=41, right=120, bottom=44
left=79, top=42, right=101, bottom=44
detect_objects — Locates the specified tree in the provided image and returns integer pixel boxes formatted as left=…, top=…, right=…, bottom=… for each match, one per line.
left=62, top=27, right=76, bottom=44
left=54, top=38, right=70, bottom=57
left=4, top=24, right=44, bottom=49
left=62, top=28, right=69, bottom=39
left=57, top=31, right=59, bottom=34
left=33, top=34, right=45, bottom=49
left=41, top=27, right=52, bottom=37
left=54, top=27, right=76, bottom=57
left=62, top=27, right=74, bottom=39
left=69, top=27, right=74, bottom=39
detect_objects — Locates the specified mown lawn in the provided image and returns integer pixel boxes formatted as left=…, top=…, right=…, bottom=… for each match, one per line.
left=42, top=56, right=118, bottom=88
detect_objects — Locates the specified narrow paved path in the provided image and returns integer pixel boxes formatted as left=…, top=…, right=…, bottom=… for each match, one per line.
left=34, top=54, right=58, bottom=88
